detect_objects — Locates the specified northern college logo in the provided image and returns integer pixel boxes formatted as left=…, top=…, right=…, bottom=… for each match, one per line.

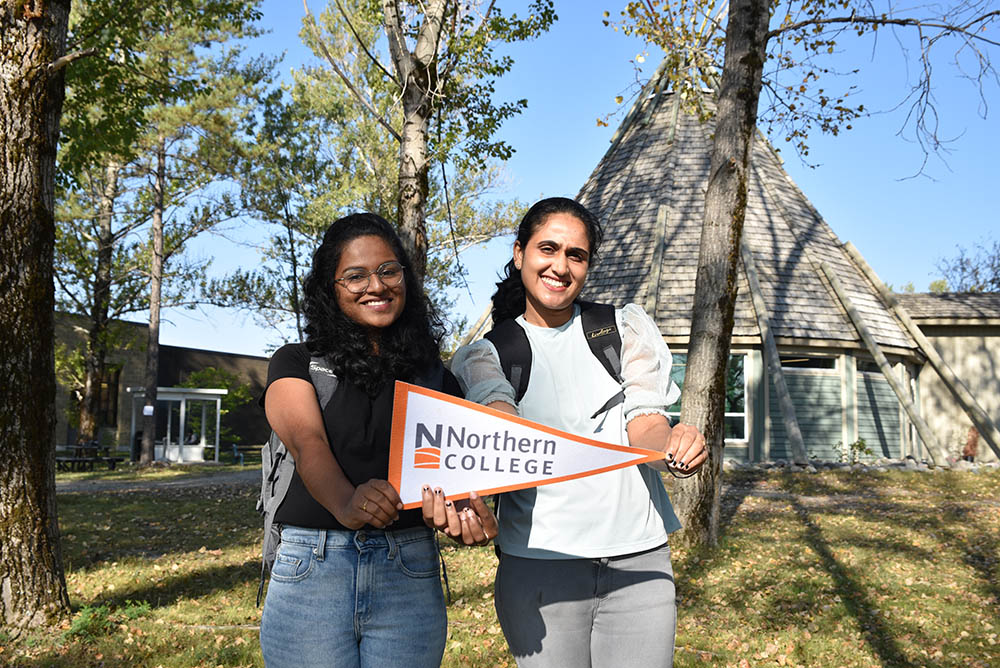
left=413, top=423, right=442, bottom=469
left=412, top=421, right=557, bottom=475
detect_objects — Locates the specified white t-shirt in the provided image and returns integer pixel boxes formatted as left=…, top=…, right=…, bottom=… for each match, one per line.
left=451, top=303, right=682, bottom=559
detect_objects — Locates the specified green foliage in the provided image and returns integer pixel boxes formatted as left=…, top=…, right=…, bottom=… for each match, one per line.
left=177, top=367, right=253, bottom=444
left=212, top=1, right=540, bottom=339
left=64, top=604, right=113, bottom=642
left=837, top=437, right=874, bottom=463
left=929, top=278, right=950, bottom=293
left=59, top=0, right=265, bottom=183
left=425, top=0, right=558, bottom=168
left=62, top=599, right=153, bottom=644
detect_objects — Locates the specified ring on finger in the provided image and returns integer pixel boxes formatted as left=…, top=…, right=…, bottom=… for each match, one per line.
left=361, top=500, right=368, bottom=513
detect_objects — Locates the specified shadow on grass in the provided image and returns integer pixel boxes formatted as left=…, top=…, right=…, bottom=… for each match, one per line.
left=59, top=486, right=258, bottom=570
left=719, top=469, right=768, bottom=530
left=779, top=484, right=911, bottom=667
left=933, top=502, right=1000, bottom=610
left=89, top=557, right=260, bottom=612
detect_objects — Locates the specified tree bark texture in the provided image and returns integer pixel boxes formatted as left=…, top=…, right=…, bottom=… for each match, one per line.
left=140, top=137, right=166, bottom=465
left=283, top=205, right=304, bottom=341
left=0, top=0, right=72, bottom=630
left=78, top=160, right=120, bottom=443
left=382, top=0, right=447, bottom=282
left=674, top=0, right=770, bottom=548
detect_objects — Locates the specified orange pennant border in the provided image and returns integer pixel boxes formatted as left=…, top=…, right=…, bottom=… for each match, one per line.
left=389, top=381, right=664, bottom=509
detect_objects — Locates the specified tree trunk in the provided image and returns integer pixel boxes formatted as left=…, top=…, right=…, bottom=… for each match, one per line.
left=281, top=198, right=304, bottom=340
left=382, top=0, right=447, bottom=283
left=0, top=0, right=72, bottom=630
left=397, top=78, right=431, bottom=281
left=78, top=160, right=119, bottom=443
left=674, top=0, right=770, bottom=548
left=140, top=137, right=166, bottom=465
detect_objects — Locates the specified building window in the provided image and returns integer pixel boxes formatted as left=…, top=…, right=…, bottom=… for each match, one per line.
left=666, top=353, right=747, bottom=441
left=857, top=359, right=882, bottom=374
left=780, top=356, right=836, bottom=369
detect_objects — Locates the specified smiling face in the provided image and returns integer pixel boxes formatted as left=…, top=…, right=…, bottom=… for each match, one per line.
left=513, top=212, right=591, bottom=327
left=333, top=235, right=406, bottom=331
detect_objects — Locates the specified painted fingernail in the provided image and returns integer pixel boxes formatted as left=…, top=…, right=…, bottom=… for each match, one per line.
left=435, top=489, right=443, bottom=495
left=445, top=501, right=452, bottom=507
left=666, top=453, right=674, bottom=461
left=422, top=485, right=430, bottom=492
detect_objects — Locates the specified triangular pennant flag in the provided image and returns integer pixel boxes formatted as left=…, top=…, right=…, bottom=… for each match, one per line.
left=389, top=381, right=664, bottom=508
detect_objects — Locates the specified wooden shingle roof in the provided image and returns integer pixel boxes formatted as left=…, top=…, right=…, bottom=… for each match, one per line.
left=895, top=293, right=1000, bottom=324
left=577, top=91, right=917, bottom=354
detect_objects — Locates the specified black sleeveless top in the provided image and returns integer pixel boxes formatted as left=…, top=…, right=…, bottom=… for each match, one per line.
left=263, top=343, right=463, bottom=530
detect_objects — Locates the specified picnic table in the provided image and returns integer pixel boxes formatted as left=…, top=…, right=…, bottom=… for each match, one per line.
left=56, top=443, right=125, bottom=472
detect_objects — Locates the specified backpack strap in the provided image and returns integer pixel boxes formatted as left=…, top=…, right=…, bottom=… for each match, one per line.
left=578, top=302, right=626, bottom=419
left=257, top=355, right=339, bottom=606
left=483, top=318, right=532, bottom=403
left=578, top=301, right=623, bottom=381
left=307, top=357, right=340, bottom=406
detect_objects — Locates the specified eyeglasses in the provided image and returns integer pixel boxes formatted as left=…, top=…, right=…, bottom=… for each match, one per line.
left=334, top=261, right=405, bottom=294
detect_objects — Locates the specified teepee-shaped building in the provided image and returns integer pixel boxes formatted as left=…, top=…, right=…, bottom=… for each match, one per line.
left=464, top=79, right=1000, bottom=465
left=573, top=84, right=998, bottom=464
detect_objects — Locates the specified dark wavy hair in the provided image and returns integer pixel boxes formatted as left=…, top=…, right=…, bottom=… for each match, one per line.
left=491, top=197, right=604, bottom=324
left=302, top=212, right=443, bottom=395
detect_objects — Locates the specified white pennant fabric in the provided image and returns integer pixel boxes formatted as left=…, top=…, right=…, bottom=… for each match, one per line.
left=389, top=381, right=664, bottom=508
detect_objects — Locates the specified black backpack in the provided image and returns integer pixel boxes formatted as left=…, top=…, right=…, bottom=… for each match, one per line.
left=483, top=301, right=625, bottom=420
left=256, top=356, right=339, bottom=605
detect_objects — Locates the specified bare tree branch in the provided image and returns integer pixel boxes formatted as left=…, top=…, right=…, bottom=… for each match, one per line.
left=770, top=12, right=1000, bottom=48
left=302, top=0, right=402, bottom=142
left=48, top=48, right=98, bottom=73
left=332, top=0, right=399, bottom=85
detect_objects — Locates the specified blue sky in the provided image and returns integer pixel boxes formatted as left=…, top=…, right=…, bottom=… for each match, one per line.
left=158, top=1, right=997, bottom=357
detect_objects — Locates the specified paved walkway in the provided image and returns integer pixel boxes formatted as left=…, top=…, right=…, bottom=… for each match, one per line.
left=56, top=468, right=260, bottom=494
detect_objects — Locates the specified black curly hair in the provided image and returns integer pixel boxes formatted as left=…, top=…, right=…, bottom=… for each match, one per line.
left=302, top=212, right=444, bottom=395
left=491, top=197, right=604, bottom=324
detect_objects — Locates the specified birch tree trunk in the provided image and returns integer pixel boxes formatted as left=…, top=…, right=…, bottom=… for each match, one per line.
left=139, top=137, right=166, bottom=465
left=78, top=160, right=120, bottom=443
left=674, top=0, right=770, bottom=548
left=0, top=0, right=72, bottom=630
left=381, top=0, right=447, bottom=282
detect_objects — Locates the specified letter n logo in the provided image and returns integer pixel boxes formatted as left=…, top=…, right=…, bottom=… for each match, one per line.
left=414, top=423, right=441, bottom=469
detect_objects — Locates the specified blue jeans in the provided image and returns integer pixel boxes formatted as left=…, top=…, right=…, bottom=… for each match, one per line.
left=260, top=525, right=447, bottom=668
left=495, top=544, right=677, bottom=668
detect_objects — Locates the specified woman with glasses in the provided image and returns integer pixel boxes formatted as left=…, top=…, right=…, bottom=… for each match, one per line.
left=451, top=197, right=707, bottom=667
left=259, top=212, right=496, bottom=667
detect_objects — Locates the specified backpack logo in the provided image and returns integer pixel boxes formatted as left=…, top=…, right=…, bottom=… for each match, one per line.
left=586, top=325, right=616, bottom=339
left=413, top=422, right=442, bottom=469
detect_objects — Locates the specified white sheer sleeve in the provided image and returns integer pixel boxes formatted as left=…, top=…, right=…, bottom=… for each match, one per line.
left=450, top=339, right=519, bottom=412
left=618, top=303, right=681, bottom=422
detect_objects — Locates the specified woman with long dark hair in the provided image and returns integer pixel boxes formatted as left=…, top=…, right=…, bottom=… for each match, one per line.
left=259, top=212, right=495, bottom=667
left=452, top=197, right=707, bottom=667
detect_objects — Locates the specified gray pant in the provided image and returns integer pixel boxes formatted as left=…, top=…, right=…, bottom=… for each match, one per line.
left=494, top=544, right=677, bottom=668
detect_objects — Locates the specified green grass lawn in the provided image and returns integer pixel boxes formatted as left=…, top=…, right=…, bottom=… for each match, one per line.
left=3, top=467, right=998, bottom=667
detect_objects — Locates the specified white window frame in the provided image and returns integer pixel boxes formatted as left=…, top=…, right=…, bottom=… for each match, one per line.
left=666, top=353, right=748, bottom=443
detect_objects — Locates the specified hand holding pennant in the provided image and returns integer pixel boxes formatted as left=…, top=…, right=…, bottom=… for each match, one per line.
left=388, top=381, right=664, bottom=508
